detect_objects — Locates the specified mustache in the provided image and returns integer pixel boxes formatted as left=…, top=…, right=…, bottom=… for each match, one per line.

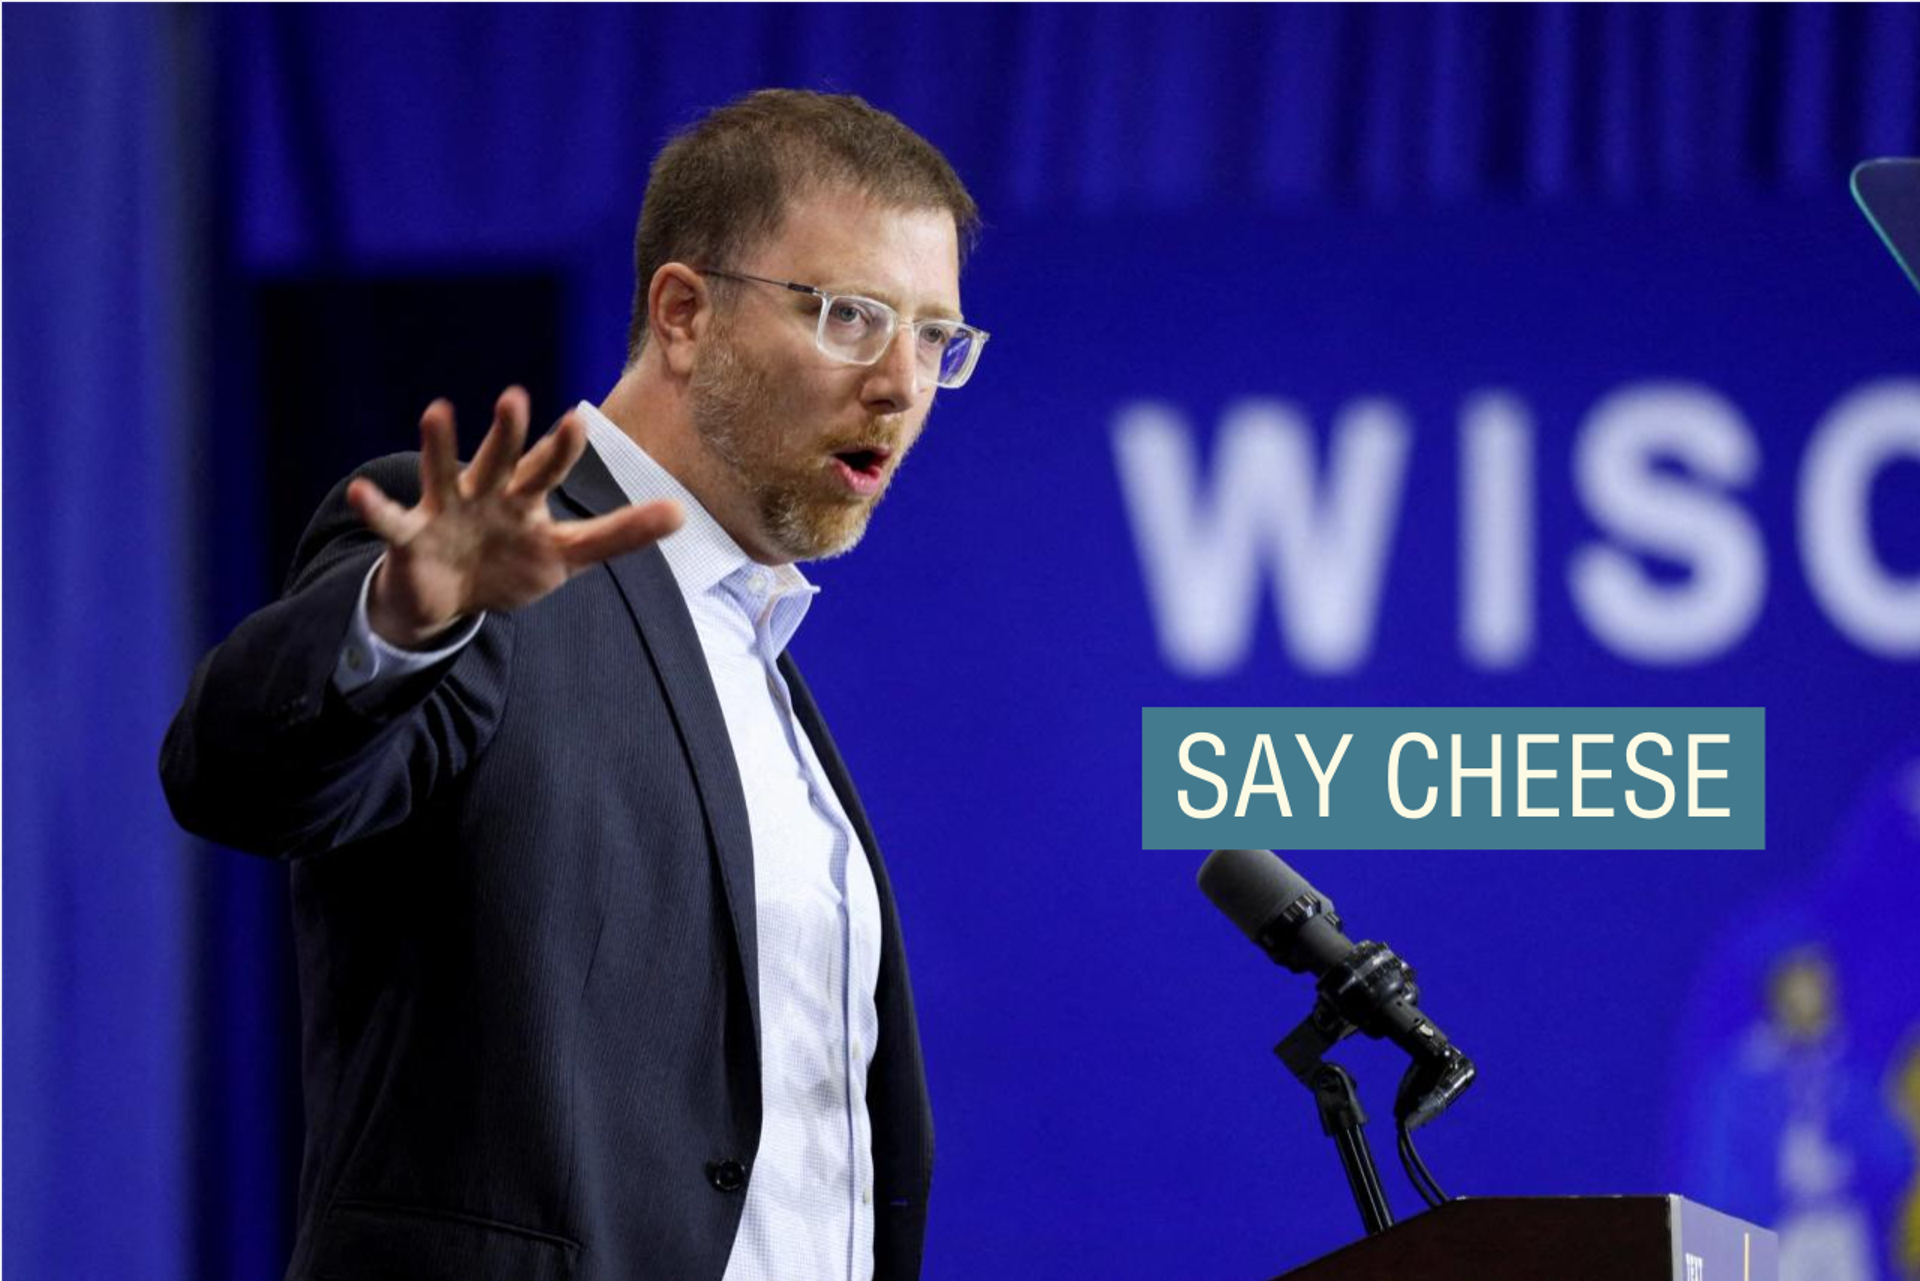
left=815, top=399, right=933, bottom=455
left=815, top=420, right=907, bottom=454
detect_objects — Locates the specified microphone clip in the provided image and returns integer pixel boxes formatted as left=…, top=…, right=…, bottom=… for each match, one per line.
left=1269, top=939, right=1479, bottom=1238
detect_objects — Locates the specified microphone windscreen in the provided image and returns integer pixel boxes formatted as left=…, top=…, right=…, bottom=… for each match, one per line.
left=1197, top=848, right=1322, bottom=942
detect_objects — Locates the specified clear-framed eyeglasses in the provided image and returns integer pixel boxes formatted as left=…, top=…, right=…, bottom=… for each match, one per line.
left=699, top=268, right=990, bottom=389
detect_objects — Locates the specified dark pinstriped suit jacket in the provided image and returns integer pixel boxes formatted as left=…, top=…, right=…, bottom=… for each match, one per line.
left=161, top=445, right=933, bottom=1281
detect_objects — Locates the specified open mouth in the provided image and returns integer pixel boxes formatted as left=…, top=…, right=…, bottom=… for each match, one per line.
left=832, top=446, right=891, bottom=479
left=830, top=445, right=893, bottom=497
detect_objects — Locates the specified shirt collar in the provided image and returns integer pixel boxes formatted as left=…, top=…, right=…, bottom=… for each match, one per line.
left=575, top=400, right=818, bottom=617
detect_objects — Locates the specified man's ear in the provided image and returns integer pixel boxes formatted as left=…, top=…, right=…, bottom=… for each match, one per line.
left=648, top=264, right=709, bottom=378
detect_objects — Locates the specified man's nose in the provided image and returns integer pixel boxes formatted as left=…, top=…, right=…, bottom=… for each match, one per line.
left=860, top=326, right=925, bottom=414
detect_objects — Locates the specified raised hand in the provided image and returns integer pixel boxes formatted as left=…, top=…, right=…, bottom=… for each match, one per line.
left=346, top=387, right=682, bottom=648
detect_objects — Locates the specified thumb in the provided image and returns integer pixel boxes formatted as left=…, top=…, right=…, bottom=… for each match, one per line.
left=556, top=499, right=685, bottom=569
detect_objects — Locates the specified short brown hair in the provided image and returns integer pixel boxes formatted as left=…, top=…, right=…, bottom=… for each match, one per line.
left=625, top=89, right=980, bottom=365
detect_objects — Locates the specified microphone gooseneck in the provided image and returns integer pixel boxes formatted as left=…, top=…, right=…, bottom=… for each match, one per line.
left=1198, top=848, right=1476, bottom=1128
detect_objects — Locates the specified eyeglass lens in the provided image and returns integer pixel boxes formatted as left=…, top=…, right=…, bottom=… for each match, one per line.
left=819, top=295, right=978, bottom=387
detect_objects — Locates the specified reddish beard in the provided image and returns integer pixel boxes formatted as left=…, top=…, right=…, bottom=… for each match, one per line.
left=688, top=327, right=905, bottom=562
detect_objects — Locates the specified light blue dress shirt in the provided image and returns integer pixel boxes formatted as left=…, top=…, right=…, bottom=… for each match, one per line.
left=334, top=404, right=884, bottom=1281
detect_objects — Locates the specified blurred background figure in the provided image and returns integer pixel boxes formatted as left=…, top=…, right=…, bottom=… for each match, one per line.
left=1686, top=946, right=1900, bottom=1279
left=1889, top=1031, right=1920, bottom=1279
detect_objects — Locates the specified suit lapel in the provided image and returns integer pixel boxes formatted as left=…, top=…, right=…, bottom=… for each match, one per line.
left=780, top=654, right=880, bottom=863
left=557, top=445, right=761, bottom=1047
left=782, top=653, right=935, bottom=1194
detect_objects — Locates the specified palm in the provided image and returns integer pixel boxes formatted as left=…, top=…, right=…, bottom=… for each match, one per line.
left=348, top=388, right=681, bottom=647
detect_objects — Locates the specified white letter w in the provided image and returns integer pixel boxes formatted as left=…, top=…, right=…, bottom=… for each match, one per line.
left=1113, top=398, right=1410, bottom=675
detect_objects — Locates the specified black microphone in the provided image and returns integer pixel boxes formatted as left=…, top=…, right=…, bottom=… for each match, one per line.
left=1198, top=848, right=1475, bottom=1128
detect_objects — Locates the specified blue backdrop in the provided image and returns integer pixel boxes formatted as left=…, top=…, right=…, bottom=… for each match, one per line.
left=7, top=5, right=1920, bottom=1279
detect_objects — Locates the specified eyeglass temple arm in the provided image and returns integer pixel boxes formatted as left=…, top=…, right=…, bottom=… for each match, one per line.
left=703, top=267, right=821, bottom=297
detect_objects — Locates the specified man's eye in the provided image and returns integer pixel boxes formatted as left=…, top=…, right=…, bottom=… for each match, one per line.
left=917, top=324, right=955, bottom=348
left=827, top=300, right=876, bottom=328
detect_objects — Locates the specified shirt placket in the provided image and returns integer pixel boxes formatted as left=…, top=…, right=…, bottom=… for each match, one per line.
left=733, top=569, right=864, bottom=1281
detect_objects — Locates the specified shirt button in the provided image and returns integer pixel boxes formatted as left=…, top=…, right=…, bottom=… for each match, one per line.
left=344, top=645, right=368, bottom=673
left=706, top=1158, right=749, bottom=1194
left=862, top=1185, right=873, bottom=1206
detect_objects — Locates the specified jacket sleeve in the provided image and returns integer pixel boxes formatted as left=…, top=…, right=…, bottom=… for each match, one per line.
left=159, top=452, right=514, bottom=859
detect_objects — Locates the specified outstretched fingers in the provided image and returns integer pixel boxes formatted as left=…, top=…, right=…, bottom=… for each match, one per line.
left=555, top=499, right=685, bottom=570
left=346, top=477, right=423, bottom=546
left=463, top=386, right=530, bottom=498
left=417, top=399, right=463, bottom=513
left=508, top=411, right=590, bottom=500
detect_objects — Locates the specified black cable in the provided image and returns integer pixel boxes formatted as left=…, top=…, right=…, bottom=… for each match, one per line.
left=1396, top=1128, right=1440, bottom=1209
left=1397, top=1129, right=1443, bottom=1206
left=1395, top=1129, right=1434, bottom=1208
left=1397, top=1118, right=1449, bottom=1209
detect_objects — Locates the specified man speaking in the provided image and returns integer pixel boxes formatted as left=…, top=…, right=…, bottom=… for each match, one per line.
left=161, top=89, right=987, bottom=1281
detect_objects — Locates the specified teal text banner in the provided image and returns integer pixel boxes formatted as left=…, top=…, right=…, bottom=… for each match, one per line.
left=1142, top=708, right=1764, bottom=850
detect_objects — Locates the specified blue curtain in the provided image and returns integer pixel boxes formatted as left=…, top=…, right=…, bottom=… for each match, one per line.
left=3, top=7, right=211, bottom=1278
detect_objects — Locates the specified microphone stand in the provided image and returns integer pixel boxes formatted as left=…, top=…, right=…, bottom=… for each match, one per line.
left=1276, top=1001, right=1393, bottom=1236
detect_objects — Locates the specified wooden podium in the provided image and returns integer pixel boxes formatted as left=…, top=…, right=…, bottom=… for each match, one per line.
left=1275, top=1196, right=1778, bottom=1280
